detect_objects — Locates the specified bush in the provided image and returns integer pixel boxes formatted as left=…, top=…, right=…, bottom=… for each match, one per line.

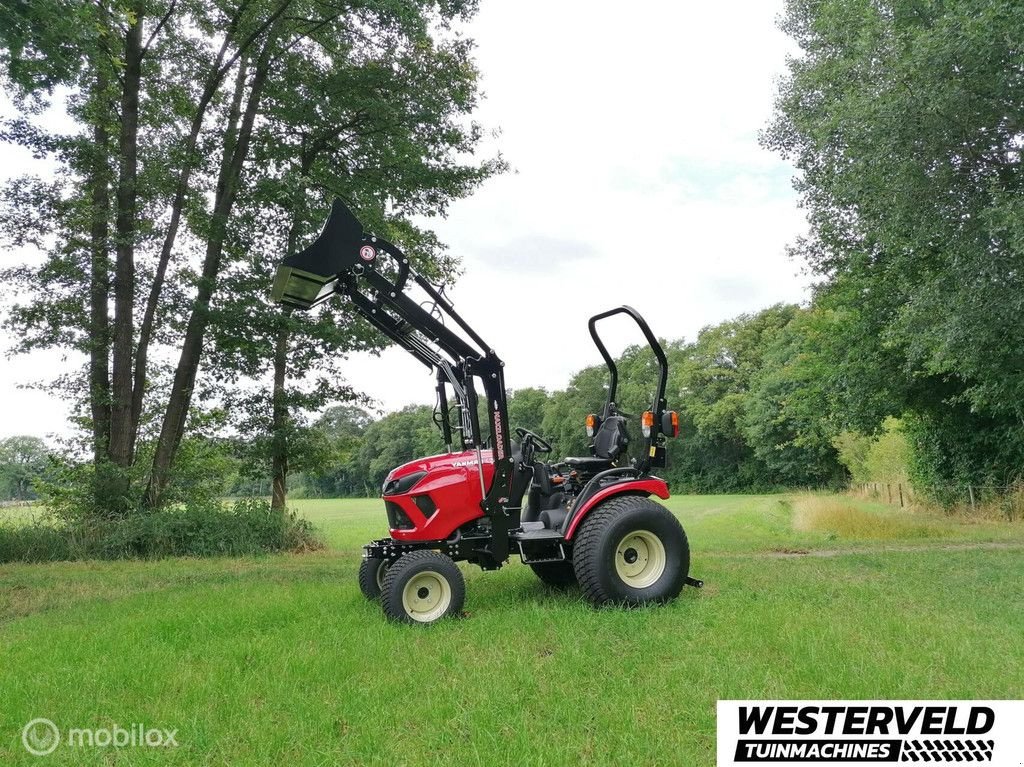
left=0, top=521, right=72, bottom=562
left=833, top=418, right=911, bottom=486
left=0, top=498, right=322, bottom=563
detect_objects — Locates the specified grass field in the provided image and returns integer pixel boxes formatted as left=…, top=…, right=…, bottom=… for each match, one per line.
left=1, top=494, right=1022, bottom=765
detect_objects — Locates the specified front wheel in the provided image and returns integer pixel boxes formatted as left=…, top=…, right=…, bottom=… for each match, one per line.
left=358, top=556, right=389, bottom=600
left=381, top=551, right=466, bottom=625
left=572, top=496, right=689, bottom=607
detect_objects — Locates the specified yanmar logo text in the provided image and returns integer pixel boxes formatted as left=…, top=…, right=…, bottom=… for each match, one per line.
left=717, top=701, right=1024, bottom=766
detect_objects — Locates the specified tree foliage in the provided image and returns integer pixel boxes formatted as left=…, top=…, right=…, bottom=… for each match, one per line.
left=765, top=0, right=1024, bottom=490
left=294, top=306, right=849, bottom=497
left=0, top=436, right=50, bottom=501
left=0, top=0, right=502, bottom=515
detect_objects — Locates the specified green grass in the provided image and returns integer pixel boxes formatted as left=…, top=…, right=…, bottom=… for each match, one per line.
left=1, top=494, right=1022, bottom=765
left=0, top=504, right=47, bottom=525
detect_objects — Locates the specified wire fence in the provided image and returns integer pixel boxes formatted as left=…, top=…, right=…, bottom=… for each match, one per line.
left=853, top=481, right=1023, bottom=520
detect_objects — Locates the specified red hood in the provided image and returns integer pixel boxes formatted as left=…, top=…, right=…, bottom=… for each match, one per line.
left=385, top=449, right=495, bottom=484
left=381, top=449, right=498, bottom=541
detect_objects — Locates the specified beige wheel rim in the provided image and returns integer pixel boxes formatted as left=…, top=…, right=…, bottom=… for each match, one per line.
left=376, top=561, right=389, bottom=591
left=614, top=529, right=666, bottom=588
left=401, top=570, right=452, bottom=623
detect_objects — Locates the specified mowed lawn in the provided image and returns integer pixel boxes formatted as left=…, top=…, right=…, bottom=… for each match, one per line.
left=1, top=495, right=1022, bottom=765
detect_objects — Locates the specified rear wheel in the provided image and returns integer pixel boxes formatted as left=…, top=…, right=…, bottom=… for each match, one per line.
left=358, top=556, right=389, bottom=600
left=572, top=496, right=689, bottom=607
left=529, top=560, right=577, bottom=589
left=381, top=551, right=465, bottom=625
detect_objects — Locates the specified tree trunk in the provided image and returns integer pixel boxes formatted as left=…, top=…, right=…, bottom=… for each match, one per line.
left=268, top=158, right=311, bottom=512
left=107, top=8, right=144, bottom=473
left=128, top=1, right=263, bottom=457
left=88, top=82, right=112, bottom=465
left=145, top=51, right=272, bottom=508
left=270, top=319, right=289, bottom=511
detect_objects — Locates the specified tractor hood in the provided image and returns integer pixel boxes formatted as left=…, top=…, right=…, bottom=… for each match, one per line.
left=383, top=450, right=496, bottom=492
left=271, top=199, right=369, bottom=310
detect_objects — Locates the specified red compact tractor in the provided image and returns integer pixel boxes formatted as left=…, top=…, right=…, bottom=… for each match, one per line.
left=273, top=200, right=701, bottom=624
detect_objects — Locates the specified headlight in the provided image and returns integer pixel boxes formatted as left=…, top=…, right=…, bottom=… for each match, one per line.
left=382, top=471, right=427, bottom=496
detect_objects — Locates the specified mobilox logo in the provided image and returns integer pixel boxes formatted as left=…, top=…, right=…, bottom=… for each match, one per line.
left=22, top=719, right=59, bottom=757
left=21, top=718, right=179, bottom=756
left=717, top=701, right=1024, bottom=766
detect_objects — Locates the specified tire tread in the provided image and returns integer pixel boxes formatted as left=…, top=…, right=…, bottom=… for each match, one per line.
left=529, top=560, right=577, bottom=589
left=380, top=550, right=466, bottom=624
left=572, top=495, right=688, bottom=607
left=358, top=556, right=386, bottom=601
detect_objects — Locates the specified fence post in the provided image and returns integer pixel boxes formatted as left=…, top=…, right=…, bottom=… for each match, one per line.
left=968, top=485, right=976, bottom=511
left=898, top=483, right=904, bottom=508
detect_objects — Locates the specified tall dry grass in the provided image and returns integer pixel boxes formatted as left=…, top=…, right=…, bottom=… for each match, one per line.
left=790, top=494, right=947, bottom=540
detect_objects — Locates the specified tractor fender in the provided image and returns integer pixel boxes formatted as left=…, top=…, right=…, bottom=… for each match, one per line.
left=563, top=477, right=670, bottom=540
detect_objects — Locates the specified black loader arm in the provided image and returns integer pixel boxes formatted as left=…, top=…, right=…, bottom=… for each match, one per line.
left=270, top=199, right=521, bottom=567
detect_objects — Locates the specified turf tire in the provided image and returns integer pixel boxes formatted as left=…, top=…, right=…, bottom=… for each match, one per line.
left=572, top=496, right=689, bottom=607
left=529, top=561, right=577, bottom=589
left=381, top=551, right=465, bottom=625
left=358, top=556, right=389, bottom=600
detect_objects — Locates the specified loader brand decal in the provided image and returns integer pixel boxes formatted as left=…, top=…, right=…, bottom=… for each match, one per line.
left=717, top=701, right=1024, bottom=766
left=491, top=401, right=506, bottom=459
left=359, top=245, right=376, bottom=261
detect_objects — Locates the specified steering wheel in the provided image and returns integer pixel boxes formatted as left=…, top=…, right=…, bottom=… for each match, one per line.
left=515, top=427, right=553, bottom=454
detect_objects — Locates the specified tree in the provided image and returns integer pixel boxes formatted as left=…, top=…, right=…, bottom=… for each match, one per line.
left=540, top=365, right=607, bottom=459
left=1, top=0, right=501, bottom=514
left=200, top=14, right=501, bottom=510
left=766, top=0, right=1024, bottom=487
left=350, top=406, right=445, bottom=492
left=0, top=436, right=50, bottom=501
left=302, top=405, right=374, bottom=497
left=2, top=0, right=300, bottom=509
left=507, top=388, right=550, bottom=437
left=661, top=306, right=797, bottom=491
left=742, top=308, right=846, bottom=487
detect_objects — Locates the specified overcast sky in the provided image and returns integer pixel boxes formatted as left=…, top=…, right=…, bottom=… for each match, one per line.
left=0, top=0, right=808, bottom=441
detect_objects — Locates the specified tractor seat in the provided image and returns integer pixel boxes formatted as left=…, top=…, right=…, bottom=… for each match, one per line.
left=563, top=415, right=630, bottom=473
left=563, top=456, right=614, bottom=472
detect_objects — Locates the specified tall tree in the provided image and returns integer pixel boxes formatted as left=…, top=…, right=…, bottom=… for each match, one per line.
left=179, top=4, right=500, bottom=509
left=1, top=0, right=502, bottom=513
left=766, top=0, right=1024, bottom=487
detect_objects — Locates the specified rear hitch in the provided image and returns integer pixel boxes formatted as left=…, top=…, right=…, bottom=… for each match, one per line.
left=685, top=576, right=704, bottom=589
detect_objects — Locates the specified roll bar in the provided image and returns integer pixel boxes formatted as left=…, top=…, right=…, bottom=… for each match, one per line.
left=588, top=306, right=672, bottom=473
left=588, top=306, right=669, bottom=418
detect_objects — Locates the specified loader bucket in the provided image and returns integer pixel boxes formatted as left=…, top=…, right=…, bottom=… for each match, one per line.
left=271, top=199, right=368, bottom=309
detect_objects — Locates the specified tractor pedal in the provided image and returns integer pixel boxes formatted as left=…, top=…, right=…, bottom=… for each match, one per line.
left=685, top=576, right=704, bottom=588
